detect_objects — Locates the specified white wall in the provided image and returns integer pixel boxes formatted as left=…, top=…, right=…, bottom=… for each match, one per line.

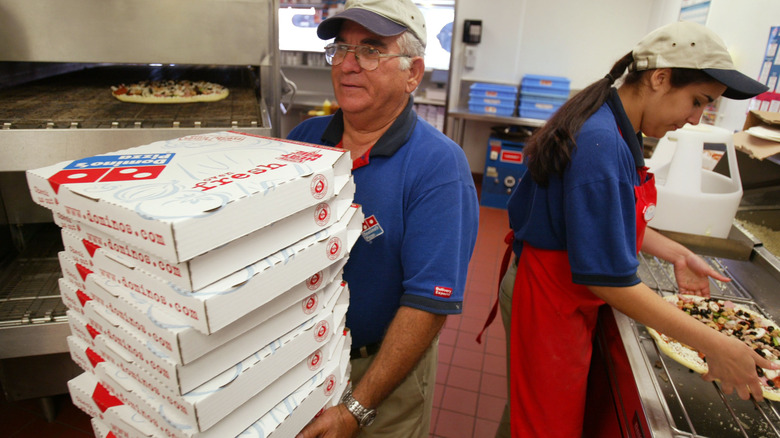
left=449, top=0, right=681, bottom=96
left=449, top=0, right=674, bottom=173
left=705, top=0, right=780, bottom=132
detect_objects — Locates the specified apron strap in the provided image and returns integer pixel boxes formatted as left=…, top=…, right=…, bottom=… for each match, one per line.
left=476, top=230, right=514, bottom=344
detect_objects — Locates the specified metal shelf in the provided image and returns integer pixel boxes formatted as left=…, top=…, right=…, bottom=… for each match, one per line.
left=0, top=223, right=69, bottom=359
left=447, top=109, right=545, bottom=146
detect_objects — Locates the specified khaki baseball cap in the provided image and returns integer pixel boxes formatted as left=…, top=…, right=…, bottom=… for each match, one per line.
left=317, top=0, right=427, bottom=48
left=631, top=21, right=767, bottom=100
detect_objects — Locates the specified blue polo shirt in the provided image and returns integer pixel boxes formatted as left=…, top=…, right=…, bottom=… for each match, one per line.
left=287, top=98, right=480, bottom=348
left=507, top=88, right=645, bottom=287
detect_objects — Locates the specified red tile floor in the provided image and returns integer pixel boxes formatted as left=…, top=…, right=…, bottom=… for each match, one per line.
left=0, top=205, right=512, bottom=438
left=430, top=205, right=510, bottom=438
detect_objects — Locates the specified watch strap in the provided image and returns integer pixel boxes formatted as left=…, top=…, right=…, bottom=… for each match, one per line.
left=341, top=388, right=376, bottom=428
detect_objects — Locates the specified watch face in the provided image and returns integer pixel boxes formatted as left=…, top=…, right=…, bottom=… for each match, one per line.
left=362, top=410, right=377, bottom=427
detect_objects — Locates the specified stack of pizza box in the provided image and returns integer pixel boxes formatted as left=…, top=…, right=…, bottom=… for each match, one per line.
left=25, top=131, right=362, bottom=438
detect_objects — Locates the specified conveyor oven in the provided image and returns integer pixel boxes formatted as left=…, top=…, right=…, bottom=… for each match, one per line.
left=0, top=0, right=281, bottom=413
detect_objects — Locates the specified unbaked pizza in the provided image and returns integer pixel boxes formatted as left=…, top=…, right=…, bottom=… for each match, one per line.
left=110, top=80, right=229, bottom=103
left=647, top=294, right=780, bottom=401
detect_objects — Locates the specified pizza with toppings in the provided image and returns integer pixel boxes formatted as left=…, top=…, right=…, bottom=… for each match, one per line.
left=647, top=294, right=780, bottom=401
left=110, top=80, right=229, bottom=103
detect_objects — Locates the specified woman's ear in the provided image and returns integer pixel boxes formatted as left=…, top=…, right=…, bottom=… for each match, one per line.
left=649, top=68, right=672, bottom=92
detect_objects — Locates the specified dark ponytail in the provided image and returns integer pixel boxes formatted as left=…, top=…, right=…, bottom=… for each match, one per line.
left=524, top=52, right=636, bottom=185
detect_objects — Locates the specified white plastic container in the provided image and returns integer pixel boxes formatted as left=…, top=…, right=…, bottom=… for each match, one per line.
left=649, top=124, right=742, bottom=239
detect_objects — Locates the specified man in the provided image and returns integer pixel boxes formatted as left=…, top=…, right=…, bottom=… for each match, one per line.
left=288, top=1, right=479, bottom=437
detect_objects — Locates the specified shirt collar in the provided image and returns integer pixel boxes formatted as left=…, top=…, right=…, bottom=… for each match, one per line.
left=321, top=96, right=418, bottom=160
left=605, top=87, right=645, bottom=168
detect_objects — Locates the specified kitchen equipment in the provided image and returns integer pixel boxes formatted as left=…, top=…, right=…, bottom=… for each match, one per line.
left=650, top=124, right=742, bottom=239
left=480, top=127, right=530, bottom=209
left=585, top=220, right=780, bottom=437
left=0, top=0, right=281, bottom=410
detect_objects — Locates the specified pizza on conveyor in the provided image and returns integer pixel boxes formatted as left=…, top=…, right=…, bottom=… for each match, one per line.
left=110, top=80, right=229, bottom=103
left=647, top=294, right=780, bottom=401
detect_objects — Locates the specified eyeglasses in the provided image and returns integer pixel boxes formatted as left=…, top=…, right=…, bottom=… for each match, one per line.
left=324, top=43, right=410, bottom=71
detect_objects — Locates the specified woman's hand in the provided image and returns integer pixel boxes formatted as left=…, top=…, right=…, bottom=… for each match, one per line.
left=673, top=253, right=730, bottom=297
left=701, top=333, right=779, bottom=401
left=590, top=281, right=776, bottom=402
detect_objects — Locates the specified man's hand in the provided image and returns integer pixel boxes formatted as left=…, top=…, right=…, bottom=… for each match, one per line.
left=297, top=307, right=445, bottom=438
left=296, top=403, right=359, bottom=438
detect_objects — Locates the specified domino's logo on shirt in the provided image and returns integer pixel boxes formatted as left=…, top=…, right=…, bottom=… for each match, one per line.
left=361, top=214, right=384, bottom=243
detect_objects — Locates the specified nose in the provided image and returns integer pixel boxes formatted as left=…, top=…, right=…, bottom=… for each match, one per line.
left=686, top=107, right=705, bottom=126
left=340, top=49, right=362, bottom=71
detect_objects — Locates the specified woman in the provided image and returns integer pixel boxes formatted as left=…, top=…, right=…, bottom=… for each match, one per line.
left=507, top=21, right=774, bottom=437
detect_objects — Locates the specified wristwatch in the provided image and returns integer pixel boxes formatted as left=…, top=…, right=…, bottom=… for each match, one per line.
left=341, top=388, right=377, bottom=428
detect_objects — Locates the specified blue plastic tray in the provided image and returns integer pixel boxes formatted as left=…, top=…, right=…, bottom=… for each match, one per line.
left=519, top=91, right=568, bottom=104
left=469, top=92, right=517, bottom=107
left=518, top=108, right=557, bottom=120
left=521, top=75, right=570, bottom=98
left=470, top=82, right=519, bottom=100
left=519, top=99, right=563, bottom=112
left=469, top=102, right=515, bottom=116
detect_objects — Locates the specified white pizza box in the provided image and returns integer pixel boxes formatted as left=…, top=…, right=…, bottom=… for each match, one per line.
left=27, top=131, right=352, bottom=263
left=61, top=276, right=346, bottom=396
left=59, top=204, right=362, bottom=334
left=229, top=346, right=348, bottom=438
left=67, top=331, right=350, bottom=438
left=66, top=284, right=348, bottom=398
left=69, top=373, right=154, bottom=438
left=91, top=418, right=113, bottom=438
left=63, top=277, right=346, bottom=397
left=54, top=177, right=355, bottom=291
left=57, top=255, right=346, bottom=366
left=67, top=313, right=348, bottom=433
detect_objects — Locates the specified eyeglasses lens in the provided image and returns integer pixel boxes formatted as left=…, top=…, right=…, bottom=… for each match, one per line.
left=325, top=44, right=380, bottom=71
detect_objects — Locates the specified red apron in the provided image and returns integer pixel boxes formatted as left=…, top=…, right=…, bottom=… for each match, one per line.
left=509, top=167, right=655, bottom=438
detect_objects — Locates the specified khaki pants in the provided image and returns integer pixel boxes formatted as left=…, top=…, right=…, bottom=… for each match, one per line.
left=495, top=258, right=516, bottom=438
left=349, top=338, right=438, bottom=438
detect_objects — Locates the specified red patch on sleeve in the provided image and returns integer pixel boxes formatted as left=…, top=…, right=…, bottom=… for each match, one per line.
left=434, top=286, right=453, bottom=298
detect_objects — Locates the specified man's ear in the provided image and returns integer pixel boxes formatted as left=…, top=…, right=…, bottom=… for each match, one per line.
left=406, top=57, right=425, bottom=94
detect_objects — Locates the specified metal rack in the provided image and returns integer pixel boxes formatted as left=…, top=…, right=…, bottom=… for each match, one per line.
left=0, top=0, right=282, bottom=173
left=0, top=224, right=67, bottom=359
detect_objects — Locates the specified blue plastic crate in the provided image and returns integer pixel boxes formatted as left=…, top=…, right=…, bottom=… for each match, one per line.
left=469, top=82, right=519, bottom=100
left=518, top=107, right=557, bottom=120
left=521, top=75, right=570, bottom=98
left=518, top=97, right=562, bottom=119
left=518, top=91, right=567, bottom=105
left=469, top=102, right=515, bottom=117
left=519, top=99, right=563, bottom=112
left=468, top=92, right=517, bottom=108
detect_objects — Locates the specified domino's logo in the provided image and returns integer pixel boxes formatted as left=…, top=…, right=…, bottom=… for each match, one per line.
left=47, top=153, right=175, bottom=193
left=361, top=215, right=384, bottom=243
